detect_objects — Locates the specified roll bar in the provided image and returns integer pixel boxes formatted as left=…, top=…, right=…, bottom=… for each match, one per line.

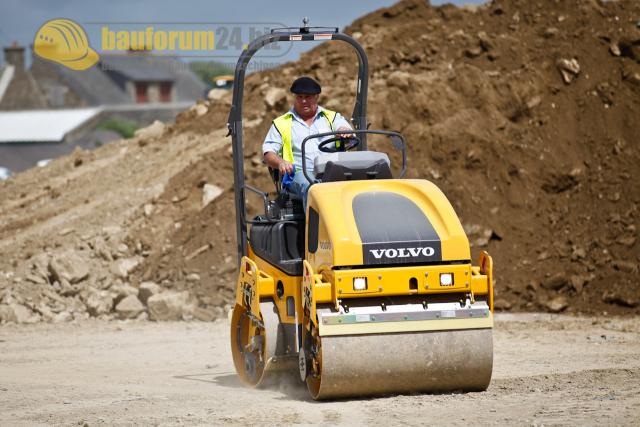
left=227, top=21, right=370, bottom=263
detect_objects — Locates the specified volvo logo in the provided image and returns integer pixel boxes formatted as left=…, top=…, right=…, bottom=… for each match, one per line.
left=319, top=241, right=332, bottom=250
left=369, top=247, right=435, bottom=259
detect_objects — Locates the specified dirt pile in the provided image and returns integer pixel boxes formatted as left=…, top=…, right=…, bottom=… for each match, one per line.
left=1, top=0, right=639, bottom=323
left=0, top=117, right=234, bottom=323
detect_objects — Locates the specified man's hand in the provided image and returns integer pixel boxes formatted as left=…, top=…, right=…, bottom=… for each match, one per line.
left=337, top=126, right=355, bottom=139
left=278, top=160, right=294, bottom=176
left=264, top=152, right=294, bottom=176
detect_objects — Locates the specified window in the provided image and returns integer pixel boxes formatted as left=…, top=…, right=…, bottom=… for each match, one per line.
left=135, top=82, right=148, bottom=103
left=159, top=82, right=172, bottom=102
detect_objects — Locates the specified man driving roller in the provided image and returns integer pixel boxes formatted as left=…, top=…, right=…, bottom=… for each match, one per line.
left=262, top=76, right=352, bottom=207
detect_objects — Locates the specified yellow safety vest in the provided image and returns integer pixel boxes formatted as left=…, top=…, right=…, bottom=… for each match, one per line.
left=272, top=109, right=338, bottom=163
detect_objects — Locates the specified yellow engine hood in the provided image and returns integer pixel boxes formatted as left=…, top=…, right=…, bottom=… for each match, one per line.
left=306, top=179, right=471, bottom=268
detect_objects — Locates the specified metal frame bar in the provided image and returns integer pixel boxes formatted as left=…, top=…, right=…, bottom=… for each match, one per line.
left=243, top=183, right=269, bottom=218
left=227, top=26, right=370, bottom=264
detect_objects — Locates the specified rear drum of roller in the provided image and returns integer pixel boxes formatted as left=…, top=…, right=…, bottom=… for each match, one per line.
left=230, top=301, right=295, bottom=387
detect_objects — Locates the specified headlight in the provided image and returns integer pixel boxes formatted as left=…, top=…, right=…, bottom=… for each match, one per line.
left=353, top=277, right=367, bottom=290
left=440, top=273, right=453, bottom=286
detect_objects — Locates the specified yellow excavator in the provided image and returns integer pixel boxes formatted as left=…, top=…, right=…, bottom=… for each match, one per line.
left=226, top=21, right=494, bottom=399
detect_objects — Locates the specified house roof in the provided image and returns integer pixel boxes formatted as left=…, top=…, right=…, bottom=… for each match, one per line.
left=2, top=50, right=207, bottom=110
left=99, top=54, right=178, bottom=81
left=0, top=108, right=101, bottom=143
left=30, top=57, right=131, bottom=106
left=0, top=65, right=49, bottom=110
left=29, top=53, right=208, bottom=106
left=99, top=53, right=208, bottom=101
left=55, top=62, right=131, bottom=105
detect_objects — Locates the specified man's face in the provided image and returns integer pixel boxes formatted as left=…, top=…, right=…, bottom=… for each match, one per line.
left=293, top=94, right=319, bottom=117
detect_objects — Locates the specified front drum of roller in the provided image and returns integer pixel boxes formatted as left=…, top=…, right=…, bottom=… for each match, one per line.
left=307, top=328, right=493, bottom=399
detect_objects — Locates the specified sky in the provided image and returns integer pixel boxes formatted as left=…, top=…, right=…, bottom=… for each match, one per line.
left=0, top=0, right=486, bottom=69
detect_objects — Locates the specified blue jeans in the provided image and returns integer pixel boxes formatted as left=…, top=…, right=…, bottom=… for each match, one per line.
left=287, top=170, right=312, bottom=209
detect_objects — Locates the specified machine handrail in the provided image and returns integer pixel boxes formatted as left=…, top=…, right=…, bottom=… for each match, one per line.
left=227, top=23, right=370, bottom=263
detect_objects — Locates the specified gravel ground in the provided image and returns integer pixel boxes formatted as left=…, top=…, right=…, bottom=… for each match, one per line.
left=1, top=313, right=639, bottom=426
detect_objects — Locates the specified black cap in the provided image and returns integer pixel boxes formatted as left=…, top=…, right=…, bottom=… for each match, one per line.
left=290, top=76, right=321, bottom=95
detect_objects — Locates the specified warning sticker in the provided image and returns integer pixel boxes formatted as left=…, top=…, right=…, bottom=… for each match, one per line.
left=313, top=34, right=332, bottom=41
left=290, top=35, right=302, bottom=41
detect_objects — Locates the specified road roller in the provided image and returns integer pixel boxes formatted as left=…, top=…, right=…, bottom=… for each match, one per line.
left=226, top=21, right=494, bottom=399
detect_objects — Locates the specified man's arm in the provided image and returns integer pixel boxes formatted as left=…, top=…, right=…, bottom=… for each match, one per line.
left=263, top=123, right=294, bottom=175
left=264, top=151, right=294, bottom=175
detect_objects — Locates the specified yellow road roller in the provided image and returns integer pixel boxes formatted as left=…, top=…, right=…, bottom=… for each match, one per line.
left=226, top=21, right=494, bottom=400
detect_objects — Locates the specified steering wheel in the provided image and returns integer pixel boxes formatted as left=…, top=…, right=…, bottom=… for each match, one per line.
left=317, top=135, right=361, bottom=153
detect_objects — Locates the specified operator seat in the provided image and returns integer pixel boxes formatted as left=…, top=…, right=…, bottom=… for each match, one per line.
left=250, top=151, right=392, bottom=274
left=313, top=151, right=392, bottom=182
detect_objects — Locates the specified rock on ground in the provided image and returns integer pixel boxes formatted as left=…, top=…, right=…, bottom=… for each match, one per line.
left=110, top=258, right=140, bottom=279
left=134, top=120, right=165, bottom=141
left=0, top=303, right=37, bottom=324
left=207, top=88, right=228, bottom=101
left=202, top=183, right=223, bottom=208
left=546, top=296, right=569, bottom=313
left=192, top=104, right=208, bottom=116
left=48, top=251, right=89, bottom=284
left=115, top=295, right=145, bottom=319
left=147, top=291, right=195, bottom=321
left=109, top=283, right=139, bottom=304
left=83, top=290, right=114, bottom=317
left=138, top=282, right=162, bottom=305
left=264, top=87, right=287, bottom=108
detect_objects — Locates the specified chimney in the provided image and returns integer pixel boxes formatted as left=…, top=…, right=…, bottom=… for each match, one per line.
left=4, top=41, right=25, bottom=71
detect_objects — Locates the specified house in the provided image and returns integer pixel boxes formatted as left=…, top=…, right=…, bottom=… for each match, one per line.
left=0, top=44, right=208, bottom=110
left=0, top=108, right=107, bottom=173
left=0, top=43, right=49, bottom=110
left=98, top=53, right=207, bottom=104
left=0, top=43, right=209, bottom=174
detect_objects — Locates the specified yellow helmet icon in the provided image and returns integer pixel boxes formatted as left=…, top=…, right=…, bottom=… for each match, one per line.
left=34, top=19, right=99, bottom=71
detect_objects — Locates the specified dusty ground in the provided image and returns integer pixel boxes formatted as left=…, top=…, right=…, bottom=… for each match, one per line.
left=1, top=313, right=639, bottom=426
left=2, top=0, right=640, bottom=326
